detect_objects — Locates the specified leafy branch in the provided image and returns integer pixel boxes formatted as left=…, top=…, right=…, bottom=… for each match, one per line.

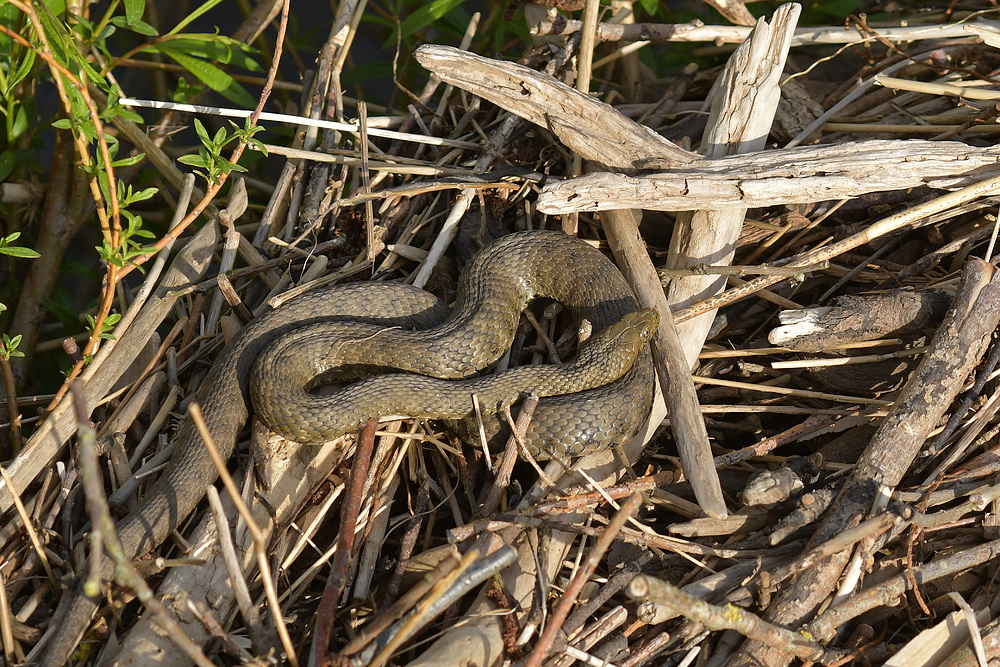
left=0, top=1, right=125, bottom=392
left=1, top=0, right=121, bottom=247
left=177, top=117, right=267, bottom=186
left=111, top=0, right=290, bottom=283
left=35, top=0, right=289, bottom=415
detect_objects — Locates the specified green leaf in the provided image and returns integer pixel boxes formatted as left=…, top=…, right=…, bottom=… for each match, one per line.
left=177, top=153, right=209, bottom=168
left=399, top=0, right=467, bottom=40
left=67, top=46, right=106, bottom=90
left=193, top=117, right=209, bottom=144
left=130, top=186, right=157, bottom=203
left=110, top=153, right=144, bottom=168
left=90, top=22, right=116, bottom=43
left=6, top=48, right=36, bottom=94
left=212, top=125, right=227, bottom=147
left=62, top=85, right=90, bottom=126
left=10, top=105, right=28, bottom=141
left=0, top=151, right=14, bottom=183
left=35, top=9, right=70, bottom=66
left=172, top=77, right=202, bottom=102
left=110, top=15, right=158, bottom=36
left=167, top=0, right=225, bottom=36
left=124, top=0, right=144, bottom=28
left=148, top=36, right=260, bottom=71
left=248, top=139, right=268, bottom=156
left=159, top=47, right=257, bottom=107
left=0, top=246, right=41, bottom=259
left=41, top=0, right=66, bottom=16
left=638, top=0, right=659, bottom=15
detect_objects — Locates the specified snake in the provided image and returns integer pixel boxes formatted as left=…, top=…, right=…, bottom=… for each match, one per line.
left=40, top=230, right=656, bottom=665
left=252, top=306, right=657, bottom=445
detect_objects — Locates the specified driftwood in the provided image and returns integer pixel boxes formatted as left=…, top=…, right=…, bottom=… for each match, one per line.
left=769, top=288, right=954, bottom=352
left=413, top=45, right=696, bottom=170
left=536, top=140, right=1000, bottom=213
left=530, top=15, right=986, bottom=46
left=661, top=2, right=798, bottom=372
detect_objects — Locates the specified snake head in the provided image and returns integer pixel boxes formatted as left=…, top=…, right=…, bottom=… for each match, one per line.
left=616, top=307, right=659, bottom=345
left=596, top=307, right=659, bottom=359
left=633, top=307, right=659, bottom=342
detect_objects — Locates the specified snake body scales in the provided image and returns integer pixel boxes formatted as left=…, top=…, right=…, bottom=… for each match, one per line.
left=41, top=230, right=655, bottom=665
left=251, top=306, right=657, bottom=445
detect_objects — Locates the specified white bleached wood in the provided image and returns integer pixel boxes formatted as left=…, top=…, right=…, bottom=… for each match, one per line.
left=413, top=45, right=698, bottom=170
left=537, top=139, right=1000, bottom=213
left=663, top=3, right=800, bottom=369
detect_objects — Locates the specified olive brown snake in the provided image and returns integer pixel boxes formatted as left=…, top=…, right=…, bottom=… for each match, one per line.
left=40, top=230, right=656, bottom=665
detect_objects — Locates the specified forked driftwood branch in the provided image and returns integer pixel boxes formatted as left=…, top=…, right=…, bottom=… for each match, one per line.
left=661, top=2, right=799, bottom=369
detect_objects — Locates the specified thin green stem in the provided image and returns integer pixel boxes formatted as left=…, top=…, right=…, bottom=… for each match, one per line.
left=87, top=0, right=121, bottom=51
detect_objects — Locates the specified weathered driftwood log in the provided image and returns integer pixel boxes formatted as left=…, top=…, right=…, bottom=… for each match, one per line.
left=413, top=45, right=697, bottom=171
left=769, top=288, right=953, bottom=352
left=536, top=140, right=1000, bottom=213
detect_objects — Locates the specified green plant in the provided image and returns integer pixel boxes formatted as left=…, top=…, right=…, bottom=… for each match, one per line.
left=0, top=232, right=40, bottom=364
left=0, top=231, right=40, bottom=260
left=0, top=331, right=22, bottom=361
left=0, top=0, right=273, bottom=412
left=84, top=312, right=121, bottom=343
left=177, top=117, right=267, bottom=186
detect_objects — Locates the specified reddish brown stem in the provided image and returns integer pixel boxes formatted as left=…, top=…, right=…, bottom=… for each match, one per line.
left=312, top=417, right=378, bottom=665
left=524, top=493, right=643, bottom=667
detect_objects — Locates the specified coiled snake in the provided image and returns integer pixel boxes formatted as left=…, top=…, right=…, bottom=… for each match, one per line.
left=40, top=230, right=656, bottom=665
